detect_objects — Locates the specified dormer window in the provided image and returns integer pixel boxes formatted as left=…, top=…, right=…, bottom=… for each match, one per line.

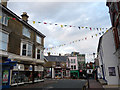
left=36, top=35, right=42, bottom=44
left=23, top=26, right=31, bottom=38
left=0, top=13, right=8, bottom=26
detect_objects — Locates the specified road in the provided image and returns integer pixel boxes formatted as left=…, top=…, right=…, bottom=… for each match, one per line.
left=11, top=79, right=87, bottom=89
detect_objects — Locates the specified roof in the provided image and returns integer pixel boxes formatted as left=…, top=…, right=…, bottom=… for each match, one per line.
left=45, top=56, right=68, bottom=62
left=0, top=4, right=45, bottom=38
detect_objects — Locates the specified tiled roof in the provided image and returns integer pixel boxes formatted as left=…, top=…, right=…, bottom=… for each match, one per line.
left=45, top=56, right=68, bottom=62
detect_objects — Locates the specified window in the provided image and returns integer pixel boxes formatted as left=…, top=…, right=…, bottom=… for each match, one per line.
left=36, top=48, right=41, bottom=59
left=74, top=65, right=76, bottom=69
left=0, top=31, right=8, bottom=51
left=36, top=35, right=42, bottom=44
left=21, top=42, right=32, bottom=57
left=23, top=26, right=30, bottom=38
left=0, top=14, right=8, bottom=26
left=74, top=59, right=75, bottom=63
left=108, top=67, right=116, bottom=76
left=71, top=65, right=73, bottom=69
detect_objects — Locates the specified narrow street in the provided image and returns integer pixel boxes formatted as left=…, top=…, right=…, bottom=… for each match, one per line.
left=11, top=79, right=87, bottom=89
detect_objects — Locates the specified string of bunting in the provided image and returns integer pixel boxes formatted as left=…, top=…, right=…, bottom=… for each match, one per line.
left=0, top=15, right=108, bottom=31
left=45, top=30, right=108, bottom=51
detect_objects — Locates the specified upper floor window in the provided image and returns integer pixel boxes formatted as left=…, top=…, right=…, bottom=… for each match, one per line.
left=23, top=26, right=31, bottom=38
left=0, top=14, right=8, bottom=26
left=21, top=42, right=32, bottom=57
left=36, top=35, right=42, bottom=44
left=71, top=65, right=73, bottom=69
left=71, top=59, right=75, bottom=64
left=0, top=31, right=8, bottom=51
left=36, top=48, right=41, bottom=59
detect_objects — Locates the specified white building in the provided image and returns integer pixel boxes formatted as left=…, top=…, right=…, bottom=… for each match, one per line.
left=97, top=28, right=120, bottom=85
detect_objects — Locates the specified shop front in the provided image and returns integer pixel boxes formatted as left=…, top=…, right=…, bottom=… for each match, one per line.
left=54, top=67, right=63, bottom=79
left=70, top=70, right=79, bottom=79
left=1, top=58, right=17, bottom=88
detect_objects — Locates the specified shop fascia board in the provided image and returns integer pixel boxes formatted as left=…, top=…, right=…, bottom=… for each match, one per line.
left=8, top=53, right=45, bottom=64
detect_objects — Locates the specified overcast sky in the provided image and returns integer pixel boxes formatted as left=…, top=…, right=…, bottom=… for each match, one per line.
left=7, top=0, right=111, bottom=62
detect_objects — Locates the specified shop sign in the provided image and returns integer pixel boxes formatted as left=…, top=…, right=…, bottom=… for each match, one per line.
left=2, top=70, right=9, bottom=83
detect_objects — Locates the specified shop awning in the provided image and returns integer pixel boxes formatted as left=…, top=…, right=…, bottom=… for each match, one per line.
left=9, top=54, right=44, bottom=64
left=70, top=70, right=79, bottom=73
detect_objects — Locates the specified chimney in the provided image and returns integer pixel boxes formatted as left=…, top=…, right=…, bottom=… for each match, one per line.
left=59, top=53, right=61, bottom=56
left=1, top=0, right=8, bottom=7
left=21, top=12, right=29, bottom=22
left=48, top=52, right=50, bottom=56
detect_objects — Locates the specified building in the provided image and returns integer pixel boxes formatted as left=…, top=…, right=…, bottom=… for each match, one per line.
left=97, top=28, right=119, bottom=85
left=0, top=1, right=46, bottom=88
left=86, top=62, right=95, bottom=79
left=68, top=56, right=79, bottom=79
left=44, top=53, right=70, bottom=79
left=77, top=54, right=86, bottom=78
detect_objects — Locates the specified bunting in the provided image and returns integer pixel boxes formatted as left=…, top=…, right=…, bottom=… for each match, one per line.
left=45, top=31, right=105, bottom=51
left=0, top=15, right=109, bottom=31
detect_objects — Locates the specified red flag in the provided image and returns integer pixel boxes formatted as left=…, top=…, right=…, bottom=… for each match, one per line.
left=44, top=22, right=47, bottom=24
left=12, top=18, right=16, bottom=20
left=90, top=27, right=92, bottom=30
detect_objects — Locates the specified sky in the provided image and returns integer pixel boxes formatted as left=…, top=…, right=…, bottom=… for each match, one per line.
left=6, top=0, right=111, bottom=62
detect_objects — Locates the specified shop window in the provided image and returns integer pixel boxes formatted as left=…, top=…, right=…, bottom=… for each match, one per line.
left=71, top=65, right=73, bottom=70
left=0, top=13, right=8, bottom=26
left=21, top=42, right=32, bottom=57
left=22, top=26, right=31, bottom=38
left=74, top=65, right=76, bottom=69
left=36, top=35, right=42, bottom=44
left=0, top=31, right=8, bottom=51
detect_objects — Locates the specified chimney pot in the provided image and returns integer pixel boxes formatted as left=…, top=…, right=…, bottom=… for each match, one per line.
left=1, top=0, right=8, bottom=7
left=21, top=12, right=29, bottom=22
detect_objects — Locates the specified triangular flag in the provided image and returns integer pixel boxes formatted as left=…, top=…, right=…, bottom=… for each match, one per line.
left=70, top=25, right=72, bottom=27
left=82, top=27, right=84, bottom=28
left=55, top=24, right=57, bottom=25
left=7, top=17, right=10, bottom=20
left=106, top=30, right=108, bottom=32
left=49, top=23, right=52, bottom=25
left=61, top=25, right=63, bottom=28
left=64, top=25, right=67, bottom=27
left=100, top=28, right=101, bottom=31
left=85, top=37, right=87, bottom=40
left=12, top=18, right=16, bottom=20
left=38, top=22, right=41, bottom=23
left=33, top=21, right=35, bottom=24
left=92, top=36, right=93, bottom=38
left=102, top=31, right=104, bottom=34
left=99, top=33, right=101, bottom=35
left=85, top=27, right=88, bottom=29
left=95, top=34, right=98, bottom=36
left=90, top=27, right=92, bottom=30
left=78, top=26, right=80, bottom=30
left=44, top=22, right=47, bottom=24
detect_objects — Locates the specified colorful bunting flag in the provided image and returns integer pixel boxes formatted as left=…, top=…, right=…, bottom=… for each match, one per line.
left=95, top=34, right=98, bottom=36
left=90, top=27, right=92, bottom=30
left=38, top=22, right=41, bottom=23
left=55, top=24, right=58, bottom=25
left=61, top=25, right=63, bottom=28
left=44, top=22, right=47, bottom=24
left=33, top=21, right=35, bottom=24
left=12, top=18, right=16, bottom=20
left=78, top=27, right=80, bottom=30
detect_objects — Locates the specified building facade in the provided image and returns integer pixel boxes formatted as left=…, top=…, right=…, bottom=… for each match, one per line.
left=97, top=28, right=119, bottom=85
left=44, top=54, right=70, bottom=79
left=0, top=1, right=45, bottom=88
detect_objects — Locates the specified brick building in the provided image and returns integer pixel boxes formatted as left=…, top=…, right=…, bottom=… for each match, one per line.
left=0, top=0, right=46, bottom=88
